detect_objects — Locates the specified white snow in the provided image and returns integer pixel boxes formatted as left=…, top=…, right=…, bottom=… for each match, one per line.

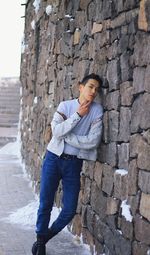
left=147, top=250, right=150, bottom=255
left=33, top=0, right=41, bottom=14
left=46, top=5, right=53, bottom=15
left=65, top=14, right=72, bottom=18
left=31, top=20, right=35, bottom=30
left=117, top=229, right=122, bottom=235
left=120, top=200, right=133, bottom=222
left=21, top=35, right=25, bottom=54
left=115, top=169, right=128, bottom=176
left=34, top=96, right=38, bottom=104
left=2, top=198, right=60, bottom=230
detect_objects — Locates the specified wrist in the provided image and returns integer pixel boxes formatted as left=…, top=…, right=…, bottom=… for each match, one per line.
left=76, top=112, right=82, bottom=118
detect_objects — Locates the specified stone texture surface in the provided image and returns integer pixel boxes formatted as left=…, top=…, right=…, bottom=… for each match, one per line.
left=20, top=0, right=150, bottom=254
left=140, top=193, right=150, bottom=221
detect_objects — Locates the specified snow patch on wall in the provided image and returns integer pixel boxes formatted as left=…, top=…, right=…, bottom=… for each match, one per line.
left=115, top=169, right=128, bottom=176
left=33, top=0, right=41, bottom=14
left=46, top=5, right=53, bottom=15
left=121, top=200, right=133, bottom=222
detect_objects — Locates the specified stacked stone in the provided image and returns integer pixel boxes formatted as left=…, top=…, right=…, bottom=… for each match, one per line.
left=20, top=0, right=150, bottom=254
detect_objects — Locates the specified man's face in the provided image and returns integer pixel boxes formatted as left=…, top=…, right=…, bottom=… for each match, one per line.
left=79, top=79, right=100, bottom=102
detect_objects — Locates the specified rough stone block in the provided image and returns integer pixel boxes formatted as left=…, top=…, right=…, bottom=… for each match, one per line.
left=137, top=138, right=150, bottom=171
left=128, top=159, right=138, bottom=195
left=106, top=197, right=119, bottom=215
left=91, top=182, right=107, bottom=219
left=132, top=241, right=149, bottom=255
left=93, top=161, right=103, bottom=188
left=86, top=205, right=95, bottom=234
left=102, top=111, right=109, bottom=143
left=131, top=93, right=150, bottom=133
left=139, top=170, right=150, bottom=193
left=95, top=31, right=110, bottom=49
left=88, top=38, right=95, bottom=60
left=99, top=142, right=117, bottom=167
left=120, top=216, right=133, bottom=240
left=138, top=0, right=150, bottom=31
left=106, top=90, right=120, bottom=110
left=82, top=160, right=95, bottom=180
left=73, top=29, right=80, bottom=45
left=91, top=22, right=103, bottom=34
left=108, top=110, right=119, bottom=142
left=114, top=169, right=128, bottom=200
left=82, top=227, right=95, bottom=252
left=118, top=107, right=131, bottom=142
left=120, top=51, right=131, bottom=82
left=102, top=164, right=114, bottom=195
left=128, top=194, right=140, bottom=217
left=144, top=65, right=150, bottom=93
left=88, top=2, right=96, bottom=21
left=118, top=143, right=129, bottom=170
left=135, top=214, right=150, bottom=245
left=140, top=193, right=150, bottom=221
left=118, top=35, right=128, bottom=54
left=71, top=214, right=82, bottom=236
left=107, top=40, right=119, bottom=60
left=134, top=32, right=150, bottom=66
left=82, top=177, right=91, bottom=204
left=111, top=13, right=126, bottom=29
left=93, top=214, right=106, bottom=243
left=133, top=67, right=146, bottom=94
left=120, top=81, right=133, bottom=106
left=75, top=11, right=87, bottom=28
left=107, top=59, right=120, bottom=91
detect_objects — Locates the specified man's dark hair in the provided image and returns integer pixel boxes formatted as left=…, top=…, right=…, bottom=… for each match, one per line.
left=80, top=73, right=103, bottom=87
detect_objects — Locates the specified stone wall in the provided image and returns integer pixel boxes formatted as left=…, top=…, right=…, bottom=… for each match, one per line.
left=20, top=0, right=150, bottom=254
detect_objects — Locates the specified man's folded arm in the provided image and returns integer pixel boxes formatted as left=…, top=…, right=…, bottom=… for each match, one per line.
left=65, top=116, right=103, bottom=149
left=51, top=111, right=81, bottom=139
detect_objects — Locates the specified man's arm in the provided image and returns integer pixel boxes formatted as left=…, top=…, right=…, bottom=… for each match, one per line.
left=65, top=115, right=103, bottom=149
left=51, top=111, right=81, bottom=139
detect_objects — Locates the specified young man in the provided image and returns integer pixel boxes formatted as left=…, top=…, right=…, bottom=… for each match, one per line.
left=32, top=73, right=103, bottom=255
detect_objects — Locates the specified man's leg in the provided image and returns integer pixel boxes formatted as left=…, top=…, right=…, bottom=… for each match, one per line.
left=36, top=150, right=61, bottom=235
left=49, top=158, right=83, bottom=234
left=32, top=151, right=60, bottom=255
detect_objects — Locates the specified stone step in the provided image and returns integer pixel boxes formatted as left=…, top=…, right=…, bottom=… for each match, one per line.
left=0, top=102, right=20, bottom=107
left=0, top=108, right=20, bottom=114
left=0, top=122, right=18, bottom=128
left=0, top=114, right=19, bottom=120
left=0, top=79, right=20, bottom=129
left=0, top=94, right=20, bottom=99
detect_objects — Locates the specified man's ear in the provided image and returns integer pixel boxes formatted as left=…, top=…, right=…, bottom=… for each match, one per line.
left=79, top=83, right=84, bottom=92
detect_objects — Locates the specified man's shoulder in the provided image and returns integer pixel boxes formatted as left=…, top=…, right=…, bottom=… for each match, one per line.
left=92, top=101, right=103, bottom=113
left=61, top=98, right=77, bottom=106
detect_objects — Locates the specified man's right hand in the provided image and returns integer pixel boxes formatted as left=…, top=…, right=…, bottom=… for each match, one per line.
left=77, top=101, right=91, bottom=117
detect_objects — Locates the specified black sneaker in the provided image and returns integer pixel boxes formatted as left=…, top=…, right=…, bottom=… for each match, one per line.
left=32, top=235, right=45, bottom=255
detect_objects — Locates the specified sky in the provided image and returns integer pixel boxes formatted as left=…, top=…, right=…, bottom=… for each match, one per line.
left=0, top=1, right=25, bottom=78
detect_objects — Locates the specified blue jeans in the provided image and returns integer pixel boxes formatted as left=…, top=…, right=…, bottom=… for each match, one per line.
left=36, top=150, right=83, bottom=236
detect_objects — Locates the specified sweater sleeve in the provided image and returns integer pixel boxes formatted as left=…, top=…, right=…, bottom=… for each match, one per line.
left=65, top=114, right=103, bottom=149
left=51, top=102, right=81, bottom=139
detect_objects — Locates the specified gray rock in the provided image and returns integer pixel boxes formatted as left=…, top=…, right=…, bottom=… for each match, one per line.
left=118, top=143, right=129, bottom=170
left=118, top=107, right=131, bottom=142
left=107, top=59, right=121, bottom=91
left=135, top=214, right=150, bottom=245
left=131, top=93, right=150, bottom=133
left=108, top=110, right=119, bottom=142
left=138, top=170, right=150, bottom=193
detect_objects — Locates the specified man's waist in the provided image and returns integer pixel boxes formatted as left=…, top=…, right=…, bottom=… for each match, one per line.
left=60, top=153, right=78, bottom=160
